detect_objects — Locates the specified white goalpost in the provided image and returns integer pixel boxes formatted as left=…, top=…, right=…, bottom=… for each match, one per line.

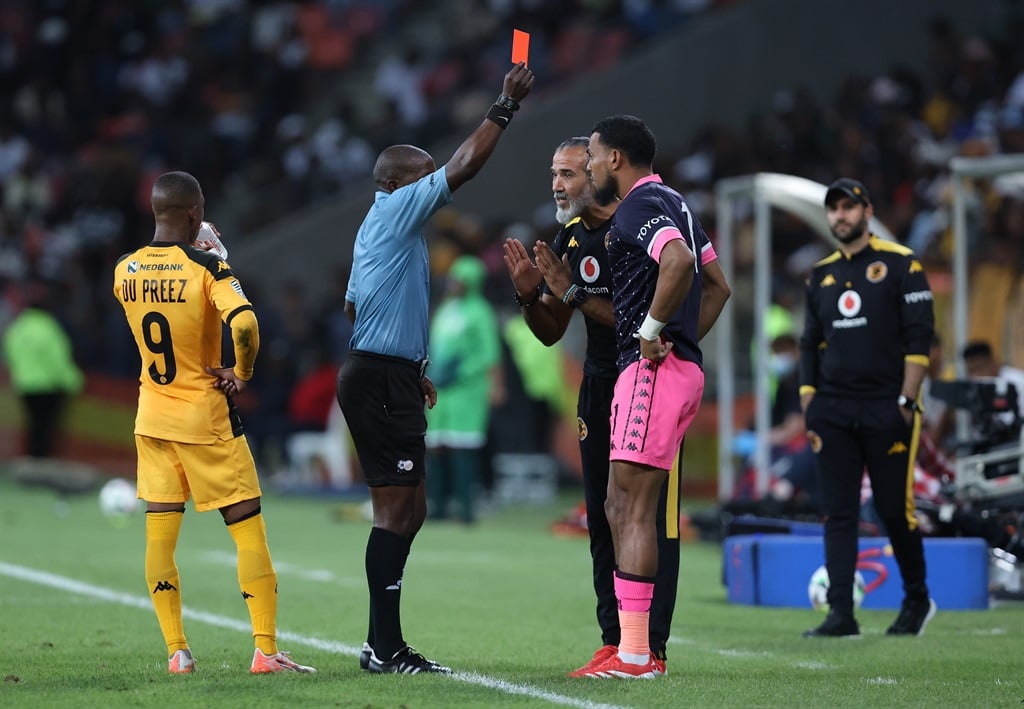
left=713, top=173, right=896, bottom=501
left=947, top=154, right=1024, bottom=502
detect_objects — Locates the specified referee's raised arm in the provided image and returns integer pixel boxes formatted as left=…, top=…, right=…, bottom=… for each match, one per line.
left=444, top=61, right=534, bottom=192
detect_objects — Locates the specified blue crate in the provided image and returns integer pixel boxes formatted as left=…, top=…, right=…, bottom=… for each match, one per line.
left=724, top=535, right=989, bottom=610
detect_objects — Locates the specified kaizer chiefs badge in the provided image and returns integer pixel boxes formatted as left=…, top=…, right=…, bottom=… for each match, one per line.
left=807, top=430, right=823, bottom=453
left=577, top=416, right=588, bottom=441
left=604, top=232, right=610, bottom=249
left=866, top=261, right=887, bottom=283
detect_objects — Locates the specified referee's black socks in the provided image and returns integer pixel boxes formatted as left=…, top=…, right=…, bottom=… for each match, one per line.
left=366, top=527, right=412, bottom=659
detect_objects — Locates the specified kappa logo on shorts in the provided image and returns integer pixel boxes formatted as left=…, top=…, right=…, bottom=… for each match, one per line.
left=396, top=459, right=414, bottom=473
left=807, top=430, right=823, bottom=453
left=887, top=441, right=908, bottom=456
left=152, top=580, right=177, bottom=593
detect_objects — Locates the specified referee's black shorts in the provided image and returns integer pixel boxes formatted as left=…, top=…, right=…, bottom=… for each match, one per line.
left=336, top=350, right=427, bottom=487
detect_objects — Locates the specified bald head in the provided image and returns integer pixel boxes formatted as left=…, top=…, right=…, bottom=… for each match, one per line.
left=373, top=145, right=435, bottom=192
left=151, top=171, right=204, bottom=243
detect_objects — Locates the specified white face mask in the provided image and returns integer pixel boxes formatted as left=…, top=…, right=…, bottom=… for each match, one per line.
left=769, top=352, right=797, bottom=378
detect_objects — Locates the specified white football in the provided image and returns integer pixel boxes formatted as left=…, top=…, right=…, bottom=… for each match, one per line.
left=99, top=478, right=140, bottom=517
left=807, top=564, right=866, bottom=611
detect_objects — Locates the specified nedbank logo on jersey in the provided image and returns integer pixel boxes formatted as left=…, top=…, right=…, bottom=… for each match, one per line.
left=579, top=255, right=600, bottom=283
left=137, top=263, right=184, bottom=271
left=128, top=261, right=139, bottom=274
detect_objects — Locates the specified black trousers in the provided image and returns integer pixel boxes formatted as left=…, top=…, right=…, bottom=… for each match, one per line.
left=579, top=374, right=680, bottom=655
left=21, top=392, right=67, bottom=458
left=806, top=394, right=929, bottom=611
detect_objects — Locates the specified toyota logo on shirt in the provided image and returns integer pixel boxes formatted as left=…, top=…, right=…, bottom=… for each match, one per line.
left=579, top=256, right=600, bottom=283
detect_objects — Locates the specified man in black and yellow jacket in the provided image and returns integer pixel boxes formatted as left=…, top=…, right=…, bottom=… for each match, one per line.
left=799, top=178, right=937, bottom=638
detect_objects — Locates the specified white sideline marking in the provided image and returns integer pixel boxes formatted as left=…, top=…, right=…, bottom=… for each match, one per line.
left=197, top=550, right=360, bottom=586
left=793, top=660, right=830, bottom=670
left=715, top=648, right=771, bottom=658
left=0, top=561, right=629, bottom=709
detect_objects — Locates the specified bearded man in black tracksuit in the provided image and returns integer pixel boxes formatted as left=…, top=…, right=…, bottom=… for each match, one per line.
left=800, top=178, right=937, bottom=638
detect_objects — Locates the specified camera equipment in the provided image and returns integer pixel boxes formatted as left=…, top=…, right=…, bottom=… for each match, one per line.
left=930, top=378, right=1024, bottom=507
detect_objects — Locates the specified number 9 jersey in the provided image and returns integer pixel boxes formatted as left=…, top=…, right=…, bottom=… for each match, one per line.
left=113, top=242, right=258, bottom=444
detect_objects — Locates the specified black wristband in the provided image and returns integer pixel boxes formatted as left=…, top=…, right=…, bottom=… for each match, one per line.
left=486, top=104, right=515, bottom=129
left=514, top=285, right=541, bottom=308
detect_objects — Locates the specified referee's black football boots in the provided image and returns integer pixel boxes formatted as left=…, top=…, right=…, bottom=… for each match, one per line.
left=366, top=645, right=452, bottom=674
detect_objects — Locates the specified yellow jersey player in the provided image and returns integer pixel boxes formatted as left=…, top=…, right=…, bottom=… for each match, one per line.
left=112, top=170, right=315, bottom=676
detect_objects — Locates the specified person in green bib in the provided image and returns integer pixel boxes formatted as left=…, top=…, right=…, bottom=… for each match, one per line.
left=426, top=255, right=502, bottom=523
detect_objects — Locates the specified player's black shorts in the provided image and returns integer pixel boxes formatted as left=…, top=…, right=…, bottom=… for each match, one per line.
left=336, top=350, right=427, bottom=487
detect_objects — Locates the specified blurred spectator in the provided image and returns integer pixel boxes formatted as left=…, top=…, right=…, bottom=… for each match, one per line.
left=288, top=342, right=339, bottom=434
left=2, top=278, right=84, bottom=458
left=374, top=47, right=429, bottom=139
left=733, top=334, right=817, bottom=508
left=962, top=339, right=1024, bottom=426
left=497, top=314, right=567, bottom=454
left=919, top=332, right=955, bottom=451
left=426, top=255, right=502, bottom=523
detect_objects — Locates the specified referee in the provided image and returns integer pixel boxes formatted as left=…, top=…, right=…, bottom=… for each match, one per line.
left=800, top=178, right=937, bottom=638
left=337, top=62, right=533, bottom=674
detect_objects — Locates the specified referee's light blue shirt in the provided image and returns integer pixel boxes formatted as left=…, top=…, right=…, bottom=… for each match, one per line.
left=346, top=165, right=452, bottom=362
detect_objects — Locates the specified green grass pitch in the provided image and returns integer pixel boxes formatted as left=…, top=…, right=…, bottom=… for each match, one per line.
left=0, top=474, right=1021, bottom=708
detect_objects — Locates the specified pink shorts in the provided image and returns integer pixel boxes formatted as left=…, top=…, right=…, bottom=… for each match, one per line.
left=610, top=354, right=704, bottom=470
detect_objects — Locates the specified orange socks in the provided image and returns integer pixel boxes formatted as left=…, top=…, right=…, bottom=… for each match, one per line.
left=614, top=571, right=654, bottom=662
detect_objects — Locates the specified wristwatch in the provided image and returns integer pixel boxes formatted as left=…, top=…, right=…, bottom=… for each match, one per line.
left=495, top=94, right=520, bottom=111
left=570, top=286, right=589, bottom=308
left=897, top=395, right=922, bottom=413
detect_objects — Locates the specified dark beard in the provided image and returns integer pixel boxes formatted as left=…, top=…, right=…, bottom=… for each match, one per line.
left=831, top=216, right=867, bottom=244
left=593, top=176, right=618, bottom=206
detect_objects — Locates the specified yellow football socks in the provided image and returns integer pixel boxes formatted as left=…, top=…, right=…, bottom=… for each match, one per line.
left=145, top=511, right=188, bottom=654
left=228, top=513, right=279, bottom=656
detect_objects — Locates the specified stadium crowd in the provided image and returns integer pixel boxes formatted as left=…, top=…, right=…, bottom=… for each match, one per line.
left=2, top=2, right=1024, bottom=476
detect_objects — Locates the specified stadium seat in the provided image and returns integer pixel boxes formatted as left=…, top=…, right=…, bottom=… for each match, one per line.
left=285, top=405, right=352, bottom=490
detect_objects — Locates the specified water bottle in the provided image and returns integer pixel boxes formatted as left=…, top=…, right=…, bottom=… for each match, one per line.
left=195, top=221, right=228, bottom=260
